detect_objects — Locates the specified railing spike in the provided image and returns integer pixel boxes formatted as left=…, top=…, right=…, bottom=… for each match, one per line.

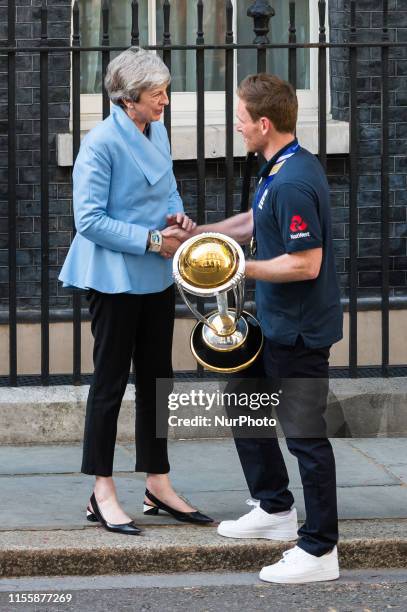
left=318, top=0, right=326, bottom=42
left=163, top=0, right=171, bottom=46
left=101, top=0, right=109, bottom=46
left=226, top=0, right=233, bottom=44
left=41, top=0, right=48, bottom=43
left=72, top=1, right=80, bottom=46
left=131, top=0, right=139, bottom=46
left=382, top=0, right=388, bottom=37
left=288, top=2, right=296, bottom=90
left=350, top=0, right=356, bottom=38
left=197, top=0, right=204, bottom=45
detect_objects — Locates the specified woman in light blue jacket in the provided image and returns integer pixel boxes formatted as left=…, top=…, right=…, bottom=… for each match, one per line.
left=59, top=47, right=213, bottom=535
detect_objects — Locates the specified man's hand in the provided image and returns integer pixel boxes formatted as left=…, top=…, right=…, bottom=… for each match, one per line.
left=166, top=213, right=196, bottom=233
left=162, top=223, right=192, bottom=243
left=158, top=213, right=197, bottom=259
left=160, top=234, right=182, bottom=259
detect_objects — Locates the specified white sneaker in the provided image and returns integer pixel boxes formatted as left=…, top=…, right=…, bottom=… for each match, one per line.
left=217, top=500, right=298, bottom=541
left=259, top=545, right=340, bottom=584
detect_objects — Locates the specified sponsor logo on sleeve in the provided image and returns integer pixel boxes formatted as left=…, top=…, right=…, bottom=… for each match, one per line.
left=289, top=215, right=310, bottom=239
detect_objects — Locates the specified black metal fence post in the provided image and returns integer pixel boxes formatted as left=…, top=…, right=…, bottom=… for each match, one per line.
left=349, top=0, right=358, bottom=378
left=7, top=0, right=17, bottom=386
left=241, top=1, right=274, bottom=212
left=40, top=1, right=49, bottom=385
left=196, top=0, right=205, bottom=376
left=196, top=0, right=205, bottom=227
left=288, top=2, right=297, bottom=91
left=163, top=0, right=172, bottom=142
left=318, top=0, right=327, bottom=171
left=72, top=1, right=82, bottom=384
left=101, top=0, right=110, bottom=119
left=381, top=0, right=390, bottom=377
left=225, top=1, right=234, bottom=219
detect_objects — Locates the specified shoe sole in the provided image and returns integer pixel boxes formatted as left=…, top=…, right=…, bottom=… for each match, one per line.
left=217, top=525, right=298, bottom=541
left=259, top=568, right=340, bottom=584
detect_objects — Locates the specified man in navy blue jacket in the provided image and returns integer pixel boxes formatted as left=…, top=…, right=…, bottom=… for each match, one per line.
left=165, top=73, right=343, bottom=584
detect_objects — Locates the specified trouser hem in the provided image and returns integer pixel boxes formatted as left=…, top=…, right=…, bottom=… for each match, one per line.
left=81, top=468, right=113, bottom=477
left=296, top=538, right=338, bottom=558
left=135, top=463, right=170, bottom=474
left=260, top=504, right=294, bottom=514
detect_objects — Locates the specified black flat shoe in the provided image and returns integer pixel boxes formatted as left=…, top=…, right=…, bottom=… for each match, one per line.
left=143, top=488, right=214, bottom=524
left=88, top=493, right=142, bottom=535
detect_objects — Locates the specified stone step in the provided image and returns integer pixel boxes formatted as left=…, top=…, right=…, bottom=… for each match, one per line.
left=0, top=378, right=407, bottom=443
left=1, top=521, right=406, bottom=578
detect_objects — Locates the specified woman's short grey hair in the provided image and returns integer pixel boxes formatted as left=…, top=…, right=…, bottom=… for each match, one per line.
left=105, top=47, right=171, bottom=105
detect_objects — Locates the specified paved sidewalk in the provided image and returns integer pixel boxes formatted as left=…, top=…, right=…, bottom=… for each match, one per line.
left=1, top=438, right=406, bottom=576
left=1, top=438, right=407, bottom=529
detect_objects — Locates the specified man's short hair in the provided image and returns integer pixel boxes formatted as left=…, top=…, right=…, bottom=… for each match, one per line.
left=237, top=73, right=298, bottom=133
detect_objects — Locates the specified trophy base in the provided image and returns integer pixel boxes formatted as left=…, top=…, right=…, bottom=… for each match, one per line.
left=190, top=311, right=264, bottom=373
left=202, top=310, right=248, bottom=351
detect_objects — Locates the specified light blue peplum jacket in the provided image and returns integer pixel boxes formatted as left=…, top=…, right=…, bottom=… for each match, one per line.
left=58, top=103, right=184, bottom=295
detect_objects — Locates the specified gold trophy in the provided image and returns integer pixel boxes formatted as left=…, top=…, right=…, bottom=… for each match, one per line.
left=173, top=233, right=263, bottom=373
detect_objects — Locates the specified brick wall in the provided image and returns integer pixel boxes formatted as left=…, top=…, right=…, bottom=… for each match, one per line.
left=0, top=0, right=406, bottom=314
left=329, top=0, right=407, bottom=299
left=0, top=0, right=72, bottom=312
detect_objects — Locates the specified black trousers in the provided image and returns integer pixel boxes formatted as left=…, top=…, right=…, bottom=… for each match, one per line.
left=81, top=285, right=175, bottom=477
left=233, top=336, right=338, bottom=557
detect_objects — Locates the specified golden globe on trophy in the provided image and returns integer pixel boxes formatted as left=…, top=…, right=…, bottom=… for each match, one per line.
left=172, top=232, right=263, bottom=373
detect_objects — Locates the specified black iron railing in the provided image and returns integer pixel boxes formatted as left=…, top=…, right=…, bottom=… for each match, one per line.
left=2, top=0, right=406, bottom=385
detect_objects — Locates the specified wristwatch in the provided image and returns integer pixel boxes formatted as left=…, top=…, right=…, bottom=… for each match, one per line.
left=147, top=229, right=162, bottom=253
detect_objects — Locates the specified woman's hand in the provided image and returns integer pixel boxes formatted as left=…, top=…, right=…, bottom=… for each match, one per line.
left=166, top=213, right=197, bottom=233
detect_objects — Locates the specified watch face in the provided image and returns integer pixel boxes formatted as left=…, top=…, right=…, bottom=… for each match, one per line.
left=149, top=230, right=162, bottom=252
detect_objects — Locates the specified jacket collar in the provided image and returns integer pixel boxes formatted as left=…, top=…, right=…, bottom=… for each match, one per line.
left=111, top=104, right=172, bottom=185
left=258, top=137, right=298, bottom=179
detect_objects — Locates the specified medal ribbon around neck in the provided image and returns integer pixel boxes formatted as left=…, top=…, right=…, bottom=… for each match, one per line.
left=250, top=142, right=300, bottom=257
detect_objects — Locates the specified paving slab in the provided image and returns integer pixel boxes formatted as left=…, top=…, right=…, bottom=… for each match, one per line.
left=0, top=444, right=133, bottom=475
left=137, top=438, right=400, bottom=488
left=0, top=439, right=401, bottom=486
left=385, top=465, right=407, bottom=484
left=347, top=438, right=407, bottom=467
left=1, top=438, right=407, bottom=531
left=3, top=476, right=407, bottom=531
left=189, top=486, right=407, bottom=521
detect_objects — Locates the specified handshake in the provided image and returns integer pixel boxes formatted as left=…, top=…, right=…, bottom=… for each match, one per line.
left=159, top=213, right=197, bottom=259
